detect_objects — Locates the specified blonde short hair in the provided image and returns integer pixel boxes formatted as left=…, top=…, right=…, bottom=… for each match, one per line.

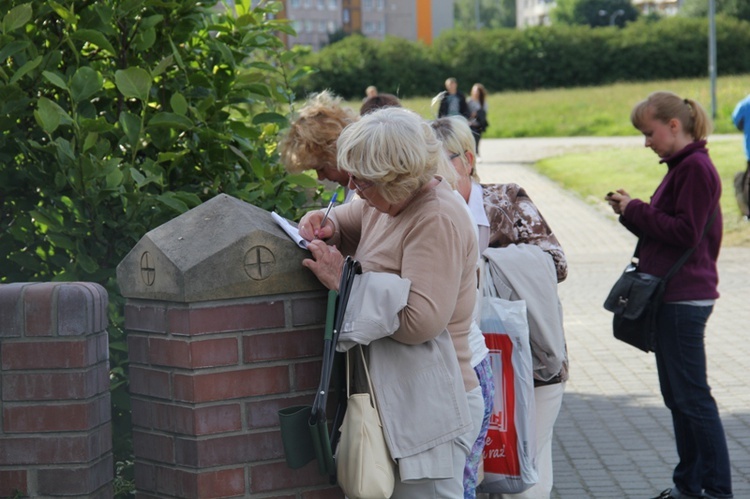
left=278, top=90, right=358, bottom=173
left=430, top=116, right=481, bottom=183
left=631, top=91, right=712, bottom=141
left=337, top=107, right=456, bottom=205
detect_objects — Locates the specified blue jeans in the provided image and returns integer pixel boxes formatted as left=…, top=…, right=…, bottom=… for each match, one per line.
left=655, top=303, right=733, bottom=498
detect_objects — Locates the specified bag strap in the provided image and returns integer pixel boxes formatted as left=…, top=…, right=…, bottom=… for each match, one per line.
left=482, top=260, right=498, bottom=298
left=345, top=345, right=383, bottom=417
left=633, top=207, right=718, bottom=282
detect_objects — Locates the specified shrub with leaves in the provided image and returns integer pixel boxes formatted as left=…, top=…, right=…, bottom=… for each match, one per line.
left=295, top=33, right=444, bottom=99
left=298, top=16, right=750, bottom=99
left=0, top=0, right=315, bottom=490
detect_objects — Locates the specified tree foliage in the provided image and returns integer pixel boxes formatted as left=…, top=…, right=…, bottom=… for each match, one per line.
left=296, top=34, right=442, bottom=99
left=553, top=0, right=639, bottom=27
left=0, top=0, right=315, bottom=488
left=454, top=0, right=516, bottom=29
left=680, top=0, right=750, bottom=22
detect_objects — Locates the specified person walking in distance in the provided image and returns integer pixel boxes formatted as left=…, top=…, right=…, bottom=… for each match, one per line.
left=437, top=77, right=471, bottom=120
left=467, top=83, right=489, bottom=160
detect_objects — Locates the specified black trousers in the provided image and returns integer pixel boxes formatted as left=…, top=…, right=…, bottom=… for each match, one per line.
left=734, top=160, right=750, bottom=217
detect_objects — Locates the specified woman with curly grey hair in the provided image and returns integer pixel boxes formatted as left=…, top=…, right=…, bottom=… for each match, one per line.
left=278, top=90, right=357, bottom=197
left=298, top=106, right=483, bottom=497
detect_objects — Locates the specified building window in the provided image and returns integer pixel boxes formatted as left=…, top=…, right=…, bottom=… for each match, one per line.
left=327, top=20, right=336, bottom=32
left=363, top=0, right=373, bottom=11
left=329, top=0, right=337, bottom=9
left=318, top=20, right=326, bottom=32
left=343, top=8, right=350, bottom=23
left=290, top=0, right=300, bottom=7
left=377, top=0, right=384, bottom=10
left=317, top=0, right=325, bottom=10
left=304, top=0, right=312, bottom=7
left=304, top=19, right=313, bottom=32
left=364, top=20, right=381, bottom=33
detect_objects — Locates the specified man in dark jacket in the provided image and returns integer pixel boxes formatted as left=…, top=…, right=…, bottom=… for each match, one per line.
left=437, top=77, right=471, bottom=119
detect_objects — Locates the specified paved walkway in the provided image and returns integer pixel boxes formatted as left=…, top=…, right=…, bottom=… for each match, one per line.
left=477, top=137, right=750, bottom=499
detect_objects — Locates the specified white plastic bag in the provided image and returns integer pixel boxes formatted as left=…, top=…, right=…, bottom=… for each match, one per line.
left=478, top=262, right=538, bottom=494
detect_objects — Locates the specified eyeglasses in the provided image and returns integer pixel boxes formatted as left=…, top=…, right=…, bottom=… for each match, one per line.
left=348, top=174, right=374, bottom=193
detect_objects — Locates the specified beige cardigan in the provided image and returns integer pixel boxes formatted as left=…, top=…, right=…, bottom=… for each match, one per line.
left=328, top=179, right=479, bottom=392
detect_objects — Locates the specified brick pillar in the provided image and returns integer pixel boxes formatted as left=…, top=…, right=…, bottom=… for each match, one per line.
left=0, top=282, right=113, bottom=498
left=118, top=194, right=345, bottom=498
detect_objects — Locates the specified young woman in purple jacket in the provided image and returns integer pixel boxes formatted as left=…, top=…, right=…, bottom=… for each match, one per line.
left=606, top=91, right=733, bottom=499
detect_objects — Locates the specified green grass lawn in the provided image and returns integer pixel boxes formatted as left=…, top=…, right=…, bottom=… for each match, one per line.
left=346, top=74, right=750, bottom=246
left=389, top=74, right=750, bottom=138
left=534, top=139, right=750, bottom=247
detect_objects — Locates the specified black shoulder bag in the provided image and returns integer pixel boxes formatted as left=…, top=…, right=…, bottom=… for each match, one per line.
left=603, top=210, right=717, bottom=352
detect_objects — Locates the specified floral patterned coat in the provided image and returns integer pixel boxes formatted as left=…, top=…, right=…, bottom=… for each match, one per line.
left=482, top=182, right=567, bottom=283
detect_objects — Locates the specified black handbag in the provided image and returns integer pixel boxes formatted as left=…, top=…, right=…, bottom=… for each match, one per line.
left=604, top=266, right=665, bottom=352
left=604, top=210, right=717, bottom=352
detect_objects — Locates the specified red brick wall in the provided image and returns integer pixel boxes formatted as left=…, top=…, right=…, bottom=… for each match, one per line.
left=126, top=293, right=346, bottom=498
left=0, top=282, right=113, bottom=498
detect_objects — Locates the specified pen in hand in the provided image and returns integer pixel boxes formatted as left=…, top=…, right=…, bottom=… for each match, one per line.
left=317, top=191, right=338, bottom=237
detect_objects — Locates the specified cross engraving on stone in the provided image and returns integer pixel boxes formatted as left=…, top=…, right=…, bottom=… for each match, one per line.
left=140, top=251, right=156, bottom=286
left=244, top=246, right=275, bottom=280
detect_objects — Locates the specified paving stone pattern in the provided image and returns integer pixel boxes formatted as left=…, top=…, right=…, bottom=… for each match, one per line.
left=477, top=137, right=750, bottom=499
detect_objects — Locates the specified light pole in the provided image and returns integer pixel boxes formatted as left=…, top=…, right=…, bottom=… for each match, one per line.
left=599, top=8, right=625, bottom=27
left=610, top=9, right=625, bottom=26
left=708, top=0, right=717, bottom=119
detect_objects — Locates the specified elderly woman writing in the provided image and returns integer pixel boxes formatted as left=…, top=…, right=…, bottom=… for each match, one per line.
left=298, top=107, right=484, bottom=497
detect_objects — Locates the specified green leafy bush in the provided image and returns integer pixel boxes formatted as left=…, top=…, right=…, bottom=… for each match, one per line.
left=296, top=34, right=443, bottom=99
left=0, top=0, right=316, bottom=490
left=553, top=0, right=639, bottom=27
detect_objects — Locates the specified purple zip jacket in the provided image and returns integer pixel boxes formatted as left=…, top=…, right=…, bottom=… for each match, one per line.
left=619, top=140, right=722, bottom=302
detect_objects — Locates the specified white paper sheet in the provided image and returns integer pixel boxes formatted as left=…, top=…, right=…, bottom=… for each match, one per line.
left=271, top=211, right=308, bottom=250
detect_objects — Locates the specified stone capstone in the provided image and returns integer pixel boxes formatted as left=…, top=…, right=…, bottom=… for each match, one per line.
left=116, top=194, right=323, bottom=302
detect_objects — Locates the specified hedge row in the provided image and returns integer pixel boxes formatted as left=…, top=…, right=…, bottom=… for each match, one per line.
left=295, top=15, right=750, bottom=99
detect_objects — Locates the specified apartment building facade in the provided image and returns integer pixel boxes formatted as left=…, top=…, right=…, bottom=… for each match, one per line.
left=277, top=0, right=454, bottom=50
